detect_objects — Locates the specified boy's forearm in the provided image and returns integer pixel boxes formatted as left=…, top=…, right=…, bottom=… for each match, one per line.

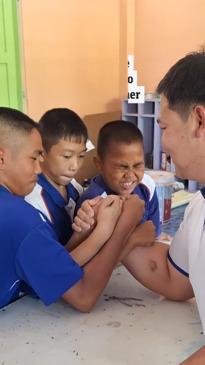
left=80, top=210, right=139, bottom=300
left=69, top=225, right=109, bottom=266
left=64, top=211, right=137, bottom=310
left=66, top=228, right=92, bottom=252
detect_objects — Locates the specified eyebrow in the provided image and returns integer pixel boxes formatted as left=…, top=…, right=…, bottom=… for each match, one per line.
left=35, top=150, right=44, bottom=155
left=63, top=148, right=87, bottom=153
left=116, top=161, right=144, bottom=167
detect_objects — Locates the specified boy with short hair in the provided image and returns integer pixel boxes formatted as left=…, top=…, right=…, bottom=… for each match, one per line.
left=0, top=106, right=143, bottom=312
left=26, top=108, right=88, bottom=245
left=76, top=120, right=161, bottom=239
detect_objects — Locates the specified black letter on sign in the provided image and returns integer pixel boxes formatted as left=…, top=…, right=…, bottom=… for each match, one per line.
left=128, top=76, right=133, bottom=83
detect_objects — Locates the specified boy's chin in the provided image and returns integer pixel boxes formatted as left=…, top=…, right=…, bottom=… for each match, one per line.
left=117, top=188, right=135, bottom=197
left=120, top=191, right=133, bottom=197
left=57, top=176, right=73, bottom=185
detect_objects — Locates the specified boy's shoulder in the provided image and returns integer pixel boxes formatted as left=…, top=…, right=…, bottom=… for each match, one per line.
left=25, top=182, right=51, bottom=220
left=137, top=173, right=156, bottom=201
left=81, top=175, right=106, bottom=199
left=75, top=175, right=106, bottom=211
left=0, top=186, right=47, bottom=229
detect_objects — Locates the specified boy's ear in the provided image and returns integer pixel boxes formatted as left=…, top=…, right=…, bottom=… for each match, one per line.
left=93, top=155, right=103, bottom=172
left=193, top=105, right=205, bottom=139
left=0, top=148, right=6, bottom=170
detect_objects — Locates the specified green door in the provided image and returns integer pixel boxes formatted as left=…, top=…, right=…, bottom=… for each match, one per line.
left=0, top=0, right=22, bottom=110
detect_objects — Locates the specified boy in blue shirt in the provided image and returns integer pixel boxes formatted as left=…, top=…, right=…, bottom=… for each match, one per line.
left=77, top=121, right=161, bottom=244
left=26, top=108, right=87, bottom=246
left=0, top=107, right=144, bottom=311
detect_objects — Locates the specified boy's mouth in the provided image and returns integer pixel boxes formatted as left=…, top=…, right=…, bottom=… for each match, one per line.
left=120, top=181, right=136, bottom=189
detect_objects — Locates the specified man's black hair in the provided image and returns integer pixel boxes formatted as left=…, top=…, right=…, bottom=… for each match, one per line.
left=157, top=50, right=205, bottom=117
left=97, top=120, right=143, bottom=159
left=39, top=108, right=88, bottom=151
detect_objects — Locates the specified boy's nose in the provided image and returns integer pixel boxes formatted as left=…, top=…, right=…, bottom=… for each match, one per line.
left=35, top=160, right=42, bottom=175
left=69, top=158, right=79, bottom=172
left=124, top=168, right=135, bottom=178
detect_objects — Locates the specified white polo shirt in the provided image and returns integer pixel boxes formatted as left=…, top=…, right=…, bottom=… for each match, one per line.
left=168, top=188, right=205, bottom=332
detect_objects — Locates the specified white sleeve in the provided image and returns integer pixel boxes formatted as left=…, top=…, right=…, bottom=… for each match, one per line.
left=25, top=184, right=53, bottom=223
left=168, top=204, right=191, bottom=276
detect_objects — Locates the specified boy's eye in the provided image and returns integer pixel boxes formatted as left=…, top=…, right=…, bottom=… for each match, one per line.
left=63, top=155, right=71, bottom=159
left=79, top=154, right=86, bottom=159
left=118, top=165, right=128, bottom=171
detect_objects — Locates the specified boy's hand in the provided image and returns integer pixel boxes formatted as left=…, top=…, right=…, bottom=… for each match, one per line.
left=72, top=196, right=102, bottom=232
left=96, top=195, right=123, bottom=241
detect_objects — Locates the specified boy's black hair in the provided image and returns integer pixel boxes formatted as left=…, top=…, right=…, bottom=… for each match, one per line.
left=156, top=50, right=205, bottom=118
left=0, top=107, right=38, bottom=133
left=39, top=108, right=88, bottom=151
left=97, top=120, right=143, bottom=159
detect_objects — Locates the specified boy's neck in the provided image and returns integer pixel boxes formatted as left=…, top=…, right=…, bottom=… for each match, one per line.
left=42, top=172, right=68, bottom=201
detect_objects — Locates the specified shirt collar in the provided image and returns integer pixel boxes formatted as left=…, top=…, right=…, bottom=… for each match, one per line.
left=38, top=174, right=68, bottom=208
left=0, top=185, right=11, bottom=194
left=93, top=175, right=116, bottom=194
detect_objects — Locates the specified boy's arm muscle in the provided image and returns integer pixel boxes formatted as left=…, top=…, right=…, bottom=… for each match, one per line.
left=122, top=242, right=194, bottom=300
left=61, top=195, right=144, bottom=312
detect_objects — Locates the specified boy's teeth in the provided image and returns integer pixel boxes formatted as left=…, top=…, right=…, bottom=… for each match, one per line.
left=122, top=182, right=132, bottom=187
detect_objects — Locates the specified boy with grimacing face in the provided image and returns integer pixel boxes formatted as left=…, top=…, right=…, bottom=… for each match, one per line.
left=76, top=120, right=161, bottom=242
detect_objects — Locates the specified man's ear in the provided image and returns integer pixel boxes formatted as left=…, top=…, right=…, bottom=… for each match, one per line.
left=0, top=148, right=6, bottom=170
left=93, top=155, right=103, bottom=172
left=194, top=105, right=205, bottom=138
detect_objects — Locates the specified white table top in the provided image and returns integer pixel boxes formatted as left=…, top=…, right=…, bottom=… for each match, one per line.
left=0, top=266, right=204, bottom=365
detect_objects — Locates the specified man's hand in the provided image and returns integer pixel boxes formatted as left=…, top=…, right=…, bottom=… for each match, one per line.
left=72, top=196, right=102, bottom=232
left=122, top=195, right=145, bottom=229
left=128, top=220, right=156, bottom=247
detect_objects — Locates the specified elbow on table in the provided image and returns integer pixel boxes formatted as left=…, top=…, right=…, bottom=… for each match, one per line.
left=62, top=284, right=98, bottom=313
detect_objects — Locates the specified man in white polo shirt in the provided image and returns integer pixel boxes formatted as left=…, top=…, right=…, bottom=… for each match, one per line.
left=118, top=51, right=205, bottom=364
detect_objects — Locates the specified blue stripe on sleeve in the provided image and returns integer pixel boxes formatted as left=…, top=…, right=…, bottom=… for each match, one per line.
left=167, top=253, right=189, bottom=278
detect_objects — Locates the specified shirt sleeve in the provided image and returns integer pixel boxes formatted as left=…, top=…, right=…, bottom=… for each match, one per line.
left=147, top=189, right=161, bottom=236
left=168, top=205, right=190, bottom=277
left=15, top=222, right=83, bottom=305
